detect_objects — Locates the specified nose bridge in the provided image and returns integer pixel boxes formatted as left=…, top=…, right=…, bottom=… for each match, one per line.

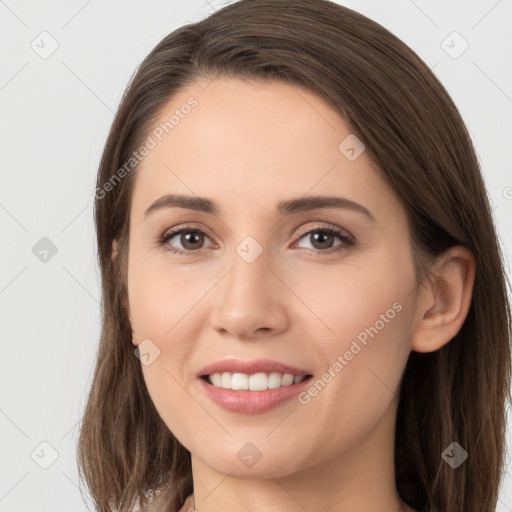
left=226, top=233, right=273, bottom=299
left=209, top=230, right=288, bottom=338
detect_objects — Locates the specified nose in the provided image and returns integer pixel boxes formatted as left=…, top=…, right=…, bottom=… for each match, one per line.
left=209, top=245, right=289, bottom=340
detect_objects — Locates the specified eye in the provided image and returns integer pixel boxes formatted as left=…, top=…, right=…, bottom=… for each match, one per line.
left=293, top=225, right=355, bottom=255
left=157, top=223, right=355, bottom=256
left=157, top=225, right=214, bottom=255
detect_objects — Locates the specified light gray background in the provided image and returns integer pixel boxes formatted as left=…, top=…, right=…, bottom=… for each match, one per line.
left=1, top=0, right=511, bottom=511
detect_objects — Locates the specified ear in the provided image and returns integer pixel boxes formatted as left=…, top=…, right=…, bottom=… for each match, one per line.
left=411, top=245, right=476, bottom=353
left=111, top=239, right=132, bottom=328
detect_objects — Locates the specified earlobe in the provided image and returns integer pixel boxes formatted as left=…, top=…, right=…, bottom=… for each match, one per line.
left=411, top=246, right=476, bottom=353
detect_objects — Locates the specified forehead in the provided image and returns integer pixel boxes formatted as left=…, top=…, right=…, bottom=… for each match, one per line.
left=130, top=77, right=401, bottom=221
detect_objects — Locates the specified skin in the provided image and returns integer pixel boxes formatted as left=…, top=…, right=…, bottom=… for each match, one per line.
left=114, top=77, right=475, bottom=512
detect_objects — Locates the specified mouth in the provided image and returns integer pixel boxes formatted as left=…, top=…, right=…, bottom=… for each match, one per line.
left=198, top=371, right=315, bottom=414
left=200, top=372, right=314, bottom=391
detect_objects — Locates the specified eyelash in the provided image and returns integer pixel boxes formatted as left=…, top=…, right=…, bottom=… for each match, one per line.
left=157, top=223, right=355, bottom=257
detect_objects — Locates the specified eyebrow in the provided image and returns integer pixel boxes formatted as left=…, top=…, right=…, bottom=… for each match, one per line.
left=144, top=193, right=375, bottom=222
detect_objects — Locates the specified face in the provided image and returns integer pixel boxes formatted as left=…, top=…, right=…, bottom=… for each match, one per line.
left=125, top=77, right=419, bottom=479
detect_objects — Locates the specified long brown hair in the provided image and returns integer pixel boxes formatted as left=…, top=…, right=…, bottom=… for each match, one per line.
left=77, top=1, right=512, bottom=511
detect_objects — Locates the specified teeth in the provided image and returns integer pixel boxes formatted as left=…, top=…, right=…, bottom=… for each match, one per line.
left=208, top=372, right=307, bottom=391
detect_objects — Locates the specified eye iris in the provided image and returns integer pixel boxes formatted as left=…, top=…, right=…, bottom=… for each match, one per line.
left=311, top=231, right=333, bottom=249
left=181, top=231, right=204, bottom=250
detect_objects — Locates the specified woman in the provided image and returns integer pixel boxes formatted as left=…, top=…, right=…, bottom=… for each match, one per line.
left=77, top=1, right=511, bottom=511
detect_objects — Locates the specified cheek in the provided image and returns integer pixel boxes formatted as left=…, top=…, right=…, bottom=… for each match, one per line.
left=127, top=250, right=200, bottom=341
left=292, top=248, right=414, bottom=346
left=126, top=254, right=203, bottom=444
left=291, top=248, right=415, bottom=404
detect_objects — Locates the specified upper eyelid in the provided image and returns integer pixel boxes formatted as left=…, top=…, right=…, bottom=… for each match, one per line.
left=161, top=223, right=214, bottom=240
left=295, top=223, right=352, bottom=238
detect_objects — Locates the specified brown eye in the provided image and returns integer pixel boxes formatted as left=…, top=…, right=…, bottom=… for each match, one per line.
left=308, top=230, right=336, bottom=250
left=158, top=227, right=214, bottom=254
left=295, top=226, right=354, bottom=254
left=179, top=230, right=205, bottom=250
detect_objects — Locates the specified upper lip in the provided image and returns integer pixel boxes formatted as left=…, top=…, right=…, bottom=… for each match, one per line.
left=197, top=358, right=312, bottom=378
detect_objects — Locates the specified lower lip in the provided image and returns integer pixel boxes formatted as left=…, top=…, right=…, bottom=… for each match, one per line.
left=198, top=375, right=313, bottom=414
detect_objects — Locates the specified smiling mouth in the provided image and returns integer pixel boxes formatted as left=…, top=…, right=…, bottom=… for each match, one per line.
left=200, top=372, right=314, bottom=391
